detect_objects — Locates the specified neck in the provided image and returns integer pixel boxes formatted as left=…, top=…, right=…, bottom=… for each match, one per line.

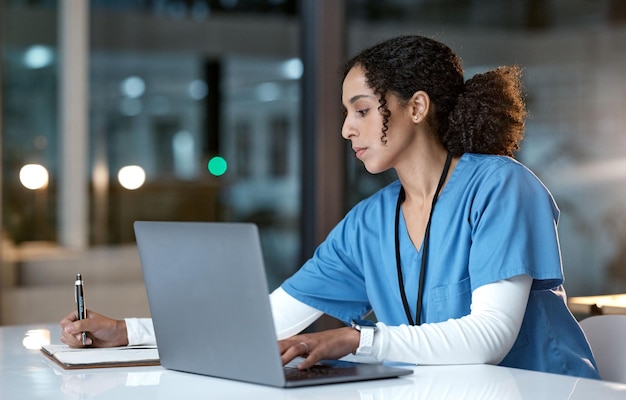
left=396, top=148, right=454, bottom=207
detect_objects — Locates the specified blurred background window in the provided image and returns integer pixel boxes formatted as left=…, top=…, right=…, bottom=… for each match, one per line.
left=1, top=1, right=626, bottom=324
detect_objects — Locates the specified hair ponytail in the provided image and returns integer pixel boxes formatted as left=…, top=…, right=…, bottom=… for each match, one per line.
left=444, top=66, right=527, bottom=157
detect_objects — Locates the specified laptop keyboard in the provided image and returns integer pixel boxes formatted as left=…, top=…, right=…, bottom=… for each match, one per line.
left=284, top=359, right=359, bottom=381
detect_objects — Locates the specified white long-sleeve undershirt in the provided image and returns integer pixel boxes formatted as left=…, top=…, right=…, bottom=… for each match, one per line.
left=376, top=274, right=532, bottom=365
left=126, top=274, right=531, bottom=366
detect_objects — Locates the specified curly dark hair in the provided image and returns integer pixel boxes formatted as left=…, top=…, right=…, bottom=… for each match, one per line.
left=342, top=35, right=526, bottom=157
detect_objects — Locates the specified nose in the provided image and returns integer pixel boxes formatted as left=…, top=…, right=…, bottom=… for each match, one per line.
left=341, top=117, right=356, bottom=140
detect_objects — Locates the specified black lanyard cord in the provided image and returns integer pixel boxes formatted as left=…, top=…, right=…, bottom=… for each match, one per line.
left=394, top=151, right=453, bottom=326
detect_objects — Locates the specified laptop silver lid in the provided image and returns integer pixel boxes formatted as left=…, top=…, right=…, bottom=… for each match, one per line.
left=135, top=221, right=287, bottom=386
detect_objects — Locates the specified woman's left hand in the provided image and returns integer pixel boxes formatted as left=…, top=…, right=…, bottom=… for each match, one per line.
left=278, top=327, right=360, bottom=369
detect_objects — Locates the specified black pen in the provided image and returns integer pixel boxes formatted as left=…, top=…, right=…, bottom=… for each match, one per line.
left=75, top=273, right=87, bottom=345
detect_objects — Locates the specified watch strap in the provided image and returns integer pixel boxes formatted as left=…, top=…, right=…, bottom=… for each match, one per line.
left=351, top=320, right=376, bottom=357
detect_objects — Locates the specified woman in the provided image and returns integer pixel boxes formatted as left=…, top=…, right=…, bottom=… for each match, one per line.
left=61, top=35, right=599, bottom=379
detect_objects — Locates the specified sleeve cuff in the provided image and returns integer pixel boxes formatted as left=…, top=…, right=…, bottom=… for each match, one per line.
left=125, top=318, right=157, bottom=346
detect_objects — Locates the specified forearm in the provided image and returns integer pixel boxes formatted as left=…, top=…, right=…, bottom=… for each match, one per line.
left=124, top=289, right=322, bottom=345
left=374, top=274, right=532, bottom=365
left=270, top=287, right=324, bottom=340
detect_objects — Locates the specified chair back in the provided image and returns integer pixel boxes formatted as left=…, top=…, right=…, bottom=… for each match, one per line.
left=579, top=314, right=626, bottom=383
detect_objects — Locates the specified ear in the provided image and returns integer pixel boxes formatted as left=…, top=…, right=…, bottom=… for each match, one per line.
left=409, top=91, right=430, bottom=124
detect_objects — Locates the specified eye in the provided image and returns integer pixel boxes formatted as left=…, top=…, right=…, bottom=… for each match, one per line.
left=357, top=108, right=369, bottom=116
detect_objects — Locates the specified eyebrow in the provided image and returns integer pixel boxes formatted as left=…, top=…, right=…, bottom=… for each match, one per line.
left=347, top=94, right=376, bottom=104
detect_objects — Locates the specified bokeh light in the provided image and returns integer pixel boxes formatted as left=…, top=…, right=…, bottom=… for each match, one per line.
left=23, top=45, right=54, bottom=69
left=188, top=79, right=208, bottom=100
left=22, top=329, right=50, bottom=350
left=208, top=156, right=227, bottom=176
left=120, top=76, right=146, bottom=98
left=19, top=164, right=49, bottom=190
left=282, top=58, right=303, bottom=80
left=118, top=165, right=146, bottom=190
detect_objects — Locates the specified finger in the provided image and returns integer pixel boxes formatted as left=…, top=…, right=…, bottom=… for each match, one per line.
left=62, top=319, right=86, bottom=335
left=297, top=352, right=323, bottom=370
left=62, top=318, right=93, bottom=343
left=59, top=310, right=79, bottom=325
left=79, top=334, right=93, bottom=346
left=278, top=340, right=289, bottom=354
left=280, top=342, right=307, bottom=365
left=299, top=342, right=310, bottom=355
left=64, top=330, right=93, bottom=347
left=280, top=345, right=298, bottom=365
left=278, top=338, right=302, bottom=354
left=60, top=329, right=84, bottom=348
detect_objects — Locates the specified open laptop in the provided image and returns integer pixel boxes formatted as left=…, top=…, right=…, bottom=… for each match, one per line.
left=134, top=221, right=412, bottom=388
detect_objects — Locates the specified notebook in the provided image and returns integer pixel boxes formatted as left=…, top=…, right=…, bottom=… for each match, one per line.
left=41, top=344, right=159, bottom=370
left=133, top=221, right=412, bottom=388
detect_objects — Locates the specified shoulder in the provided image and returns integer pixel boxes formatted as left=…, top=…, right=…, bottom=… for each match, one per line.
left=456, top=153, right=559, bottom=217
left=457, top=153, right=551, bottom=194
left=460, top=153, right=533, bottom=175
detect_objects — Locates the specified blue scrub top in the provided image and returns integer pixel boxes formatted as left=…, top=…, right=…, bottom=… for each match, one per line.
left=282, top=153, right=599, bottom=379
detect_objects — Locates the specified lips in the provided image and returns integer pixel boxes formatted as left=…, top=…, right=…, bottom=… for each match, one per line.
left=353, top=147, right=367, bottom=159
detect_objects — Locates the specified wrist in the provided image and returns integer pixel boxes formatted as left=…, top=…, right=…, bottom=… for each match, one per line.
left=116, top=319, right=129, bottom=346
left=351, top=319, right=377, bottom=357
left=347, top=326, right=361, bottom=354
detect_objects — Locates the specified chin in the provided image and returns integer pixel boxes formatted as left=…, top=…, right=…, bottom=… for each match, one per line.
left=362, top=163, right=388, bottom=175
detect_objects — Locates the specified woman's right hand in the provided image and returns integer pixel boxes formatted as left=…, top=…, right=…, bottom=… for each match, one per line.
left=60, top=310, right=129, bottom=348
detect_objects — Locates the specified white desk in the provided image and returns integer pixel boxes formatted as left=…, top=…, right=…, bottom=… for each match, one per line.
left=2, top=324, right=626, bottom=399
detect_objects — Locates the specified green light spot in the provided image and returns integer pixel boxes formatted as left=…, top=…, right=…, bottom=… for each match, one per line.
left=208, top=156, right=227, bottom=176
